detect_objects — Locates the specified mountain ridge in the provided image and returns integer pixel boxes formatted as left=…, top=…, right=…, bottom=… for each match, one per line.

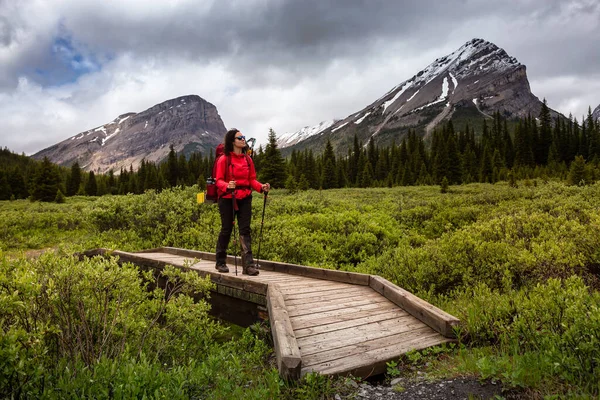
left=32, top=95, right=225, bottom=174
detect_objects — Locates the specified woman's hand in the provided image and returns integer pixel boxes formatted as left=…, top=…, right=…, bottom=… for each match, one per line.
left=262, top=183, right=271, bottom=193
left=227, top=180, right=236, bottom=189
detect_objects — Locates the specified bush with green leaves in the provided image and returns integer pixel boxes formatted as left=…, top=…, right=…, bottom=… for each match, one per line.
left=0, top=250, right=235, bottom=398
left=447, top=277, right=600, bottom=394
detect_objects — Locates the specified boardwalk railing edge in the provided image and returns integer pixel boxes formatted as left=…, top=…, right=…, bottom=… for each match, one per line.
left=266, top=284, right=302, bottom=380
left=369, top=276, right=460, bottom=338
left=158, top=247, right=371, bottom=286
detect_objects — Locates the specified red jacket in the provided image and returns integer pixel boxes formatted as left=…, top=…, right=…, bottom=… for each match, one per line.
left=215, top=152, right=263, bottom=199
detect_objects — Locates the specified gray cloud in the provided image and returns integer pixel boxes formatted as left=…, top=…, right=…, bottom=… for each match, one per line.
left=0, top=0, right=599, bottom=154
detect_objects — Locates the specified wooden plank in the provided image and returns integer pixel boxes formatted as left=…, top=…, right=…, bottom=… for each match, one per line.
left=294, top=309, right=410, bottom=338
left=297, top=317, right=426, bottom=356
left=284, top=289, right=377, bottom=306
left=279, top=286, right=357, bottom=298
left=250, top=275, right=301, bottom=282
left=303, top=330, right=450, bottom=377
left=286, top=295, right=389, bottom=317
left=266, top=284, right=302, bottom=380
left=369, top=276, right=459, bottom=338
left=278, top=280, right=349, bottom=290
left=292, top=305, right=405, bottom=331
left=318, top=335, right=454, bottom=377
left=290, top=302, right=398, bottom=327
left=301, top=325, right=435, bottom=367
left=277, top=285, right=346, bottom=294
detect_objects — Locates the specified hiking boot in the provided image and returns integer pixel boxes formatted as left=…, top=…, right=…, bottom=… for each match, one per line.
left=215, top=263, right=229, bottom=273
left=243, top=265, right=259, bottom=276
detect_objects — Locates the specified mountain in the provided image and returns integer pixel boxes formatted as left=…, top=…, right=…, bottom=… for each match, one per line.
left=32, top=95, right=225, bottom=174
left=593, top=104, right=600, bottom=122
left=280, top=38, right=558, bottom=153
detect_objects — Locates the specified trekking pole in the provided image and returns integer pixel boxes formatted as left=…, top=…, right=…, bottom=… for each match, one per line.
left=231, top=190, right=238, bottom=276
left=255, top=192, right=268, bottom=268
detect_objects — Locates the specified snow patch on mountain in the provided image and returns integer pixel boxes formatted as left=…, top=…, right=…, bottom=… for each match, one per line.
left=354, top=112, right=371, bottom=124
left=278, top=119, right=337, bottom=148
left=383, top=81, right=412, bottom=113
left=102, top=128, right=120, bottom=146
left=331, top=121, right=349, bottom=133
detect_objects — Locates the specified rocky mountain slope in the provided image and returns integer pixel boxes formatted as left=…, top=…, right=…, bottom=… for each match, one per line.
left=32, top=95, right=225, bottom=173
left=280, top=38, right=559, bottom=153
left=593, top=104, right=600, bottom=122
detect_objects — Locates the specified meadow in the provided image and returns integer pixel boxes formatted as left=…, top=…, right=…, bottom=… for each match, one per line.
left=1, top=181, right=599, bottom=398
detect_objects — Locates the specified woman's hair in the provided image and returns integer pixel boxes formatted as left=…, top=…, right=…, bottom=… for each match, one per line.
left=224, top=128, right=242, bottom=155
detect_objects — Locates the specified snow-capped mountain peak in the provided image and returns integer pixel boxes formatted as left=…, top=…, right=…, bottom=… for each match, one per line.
left=280, top=38, right=555, bottom=154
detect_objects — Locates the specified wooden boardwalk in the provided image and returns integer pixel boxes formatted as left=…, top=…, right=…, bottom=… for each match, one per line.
left=84, top=247, right=459, bottom=379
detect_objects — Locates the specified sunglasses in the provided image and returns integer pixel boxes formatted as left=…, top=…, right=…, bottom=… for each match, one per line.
left=235, top=136, right=246, bottom=141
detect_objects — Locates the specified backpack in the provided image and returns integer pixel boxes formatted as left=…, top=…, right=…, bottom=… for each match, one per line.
left=204, top=144, right=251, bottom=204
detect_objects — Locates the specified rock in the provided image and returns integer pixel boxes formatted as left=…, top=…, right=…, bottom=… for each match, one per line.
left=390, top=378, right=403, bottom=386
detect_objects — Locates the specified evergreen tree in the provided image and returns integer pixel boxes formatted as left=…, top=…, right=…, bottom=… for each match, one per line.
left=178, top=153, right=189, bottom=185
left=107, top=169, right=117, bottom=194
left=514, top=120, right=534, bottom=167
left=8, top=168, right=27, bottom=199
left=440, top=176, right=449, bottom=193
left=85, top=171, right=98, bottom=196
left=348, top=135, right=361, bottom=185
left=568, top=155, right=587, bottom=186
left=304, top=150, right=319, bottom=189
left=31, top=157, right=61, bottom=202
left=491, top=149, right=504, bottom=183
left=285, top=175, right=297, bottom=193
left=145, top=163, right=159, bottom=190
left=359, top=162, right=374, bottom=188
left=538, top=99, right=552, bottom=164
left=31, top=157, right=59, bottom=202
left=66, top=162, right=82, bottom=196
left=321, top=140, right=337, bottom=189
left=54, top=189, right=66, bottom=203
left=298, top=174, right=310, bottom=191
left=367, top=138, right=377, bottom=172
left=260, top=129, right=287, bottom=188
left=502, top=120, right=514, bottom=168
left=479, top=146, right=493, bottom=183
left=0, top=171, right=10, bottom=200
left=461, top=144, right=477, bottom=183
left=167, top=145, right=179, bottom=187
left=446, top=132, right=462, bottom=184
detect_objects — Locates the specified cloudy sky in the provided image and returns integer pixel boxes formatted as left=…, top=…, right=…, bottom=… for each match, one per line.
left=1, top=0, right=599, bottom=155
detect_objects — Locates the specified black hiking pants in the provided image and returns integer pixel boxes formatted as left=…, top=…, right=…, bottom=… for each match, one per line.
left=216, top=195, right=255, bottom=267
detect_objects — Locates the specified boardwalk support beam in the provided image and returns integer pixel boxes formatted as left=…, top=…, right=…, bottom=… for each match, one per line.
left=267, top=284, right=302, bottom=379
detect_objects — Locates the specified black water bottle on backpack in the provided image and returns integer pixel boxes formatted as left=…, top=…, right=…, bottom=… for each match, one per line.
left=205, top=177, right=217, bottom=203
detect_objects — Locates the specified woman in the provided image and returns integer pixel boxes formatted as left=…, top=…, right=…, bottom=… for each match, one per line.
left=214, top=128, right=270, bottom=275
